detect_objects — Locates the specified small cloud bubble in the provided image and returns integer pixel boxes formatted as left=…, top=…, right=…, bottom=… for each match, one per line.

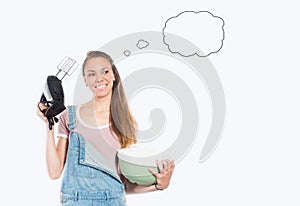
left=163, top=11, right=225, bottom=57
left=123, top=50, right=131, bottom=57
left=136, top=39, right=150, bottom=49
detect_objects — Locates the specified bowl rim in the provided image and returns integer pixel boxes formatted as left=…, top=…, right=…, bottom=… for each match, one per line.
left=117, top=147, right=159, bottom=167
left=117, top=145, right=173, bottom=167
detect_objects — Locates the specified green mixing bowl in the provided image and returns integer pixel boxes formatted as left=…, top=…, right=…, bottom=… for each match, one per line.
left=117, top=147, right=159, bottom=186
left=118, top=159, right=158, bottom=185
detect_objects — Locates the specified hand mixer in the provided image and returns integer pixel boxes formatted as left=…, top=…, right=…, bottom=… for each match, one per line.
left=39, top=57, right=78, bottom=130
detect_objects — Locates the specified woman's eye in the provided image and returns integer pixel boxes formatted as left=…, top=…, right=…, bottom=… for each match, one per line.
left=102, top=70, right=109, bottom=75
left=88, top=73, right=95, bottom=77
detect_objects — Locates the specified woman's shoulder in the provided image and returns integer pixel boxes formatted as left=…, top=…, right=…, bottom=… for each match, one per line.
left=58, top=105, right=79, bottom=124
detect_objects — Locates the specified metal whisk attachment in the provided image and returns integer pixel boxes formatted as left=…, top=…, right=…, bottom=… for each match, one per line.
left=56, top=57, right=79, bottom=80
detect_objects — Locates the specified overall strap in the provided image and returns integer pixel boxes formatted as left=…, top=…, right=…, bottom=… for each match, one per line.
left=67, top=105, right=76, bottom=131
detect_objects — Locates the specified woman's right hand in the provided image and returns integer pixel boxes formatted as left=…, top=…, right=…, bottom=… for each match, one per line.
left=37, top=102, right=48, bottom=123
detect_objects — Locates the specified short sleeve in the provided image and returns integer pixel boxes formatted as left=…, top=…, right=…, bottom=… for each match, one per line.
left=57, top=108, right=70, bottom=138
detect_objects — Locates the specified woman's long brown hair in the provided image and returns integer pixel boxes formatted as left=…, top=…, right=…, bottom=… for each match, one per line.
left=82, top=51, right=137, bottom=148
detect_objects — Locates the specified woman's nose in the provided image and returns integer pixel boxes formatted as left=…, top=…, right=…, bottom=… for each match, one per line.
left=96, top=74, right=104, bottom=82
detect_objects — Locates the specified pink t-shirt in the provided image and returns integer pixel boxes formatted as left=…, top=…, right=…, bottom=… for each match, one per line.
left=57, top=105, right=121, bottom=173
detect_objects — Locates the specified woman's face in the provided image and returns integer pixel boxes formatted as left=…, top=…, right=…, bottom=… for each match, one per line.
left=83, top=57, right=115, bottom=98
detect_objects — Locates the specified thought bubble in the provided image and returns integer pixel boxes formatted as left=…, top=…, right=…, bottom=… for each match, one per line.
left=136, top=39, right=150, bottom=49
left=163, top=11, right=225, bottom=57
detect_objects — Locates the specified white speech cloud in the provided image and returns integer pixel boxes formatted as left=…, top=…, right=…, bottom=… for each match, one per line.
left=163, top=11, right=225, bottom=57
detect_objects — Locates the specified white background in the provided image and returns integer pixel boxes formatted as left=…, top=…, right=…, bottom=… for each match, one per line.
left=1, top=0, right=299, bottom=205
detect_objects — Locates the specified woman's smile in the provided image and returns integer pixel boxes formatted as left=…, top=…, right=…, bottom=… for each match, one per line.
left=95, top=84, right=108, bottom=90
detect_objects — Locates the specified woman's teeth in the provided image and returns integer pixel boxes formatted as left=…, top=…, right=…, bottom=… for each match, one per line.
left=96, top=85, right=107, bottom=89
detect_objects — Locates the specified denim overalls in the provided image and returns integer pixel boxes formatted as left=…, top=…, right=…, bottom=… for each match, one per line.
left=60, top=106, right=126, bottom=206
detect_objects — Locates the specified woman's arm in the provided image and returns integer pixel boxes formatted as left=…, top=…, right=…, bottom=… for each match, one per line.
left=37, top=103, right=68, bottom=180
left=122, top=160, right=175, bottom=194
left=45, top=129, right=68, bottom=179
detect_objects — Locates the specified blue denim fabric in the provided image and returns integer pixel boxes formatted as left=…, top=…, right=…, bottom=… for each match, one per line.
left=60, top=106, right=126, bottom=206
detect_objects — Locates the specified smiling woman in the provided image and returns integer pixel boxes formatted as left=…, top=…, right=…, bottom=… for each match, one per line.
left=83, top=58, right=115, bottom=97
left=37, top=50, right=175, bottom=206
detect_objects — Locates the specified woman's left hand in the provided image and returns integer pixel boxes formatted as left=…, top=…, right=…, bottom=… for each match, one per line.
left=148, top=160, right=175, bottom=190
